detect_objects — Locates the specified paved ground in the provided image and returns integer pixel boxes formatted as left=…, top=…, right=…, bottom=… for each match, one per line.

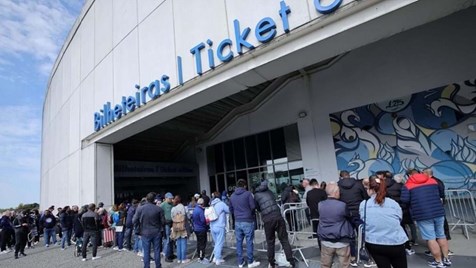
left=1, top=230, right=475, bottom=268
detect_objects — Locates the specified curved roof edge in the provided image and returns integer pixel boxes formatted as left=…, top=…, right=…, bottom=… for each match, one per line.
left=43, top=0, right=95, bottom=102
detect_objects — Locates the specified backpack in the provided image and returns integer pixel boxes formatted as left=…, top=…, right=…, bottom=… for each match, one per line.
left=205, top=206, right=218, bottom=222
left=172, top=213, right=185, bottom=232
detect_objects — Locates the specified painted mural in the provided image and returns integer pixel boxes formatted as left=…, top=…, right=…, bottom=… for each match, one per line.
left=330, top=79, right=476, bottom=190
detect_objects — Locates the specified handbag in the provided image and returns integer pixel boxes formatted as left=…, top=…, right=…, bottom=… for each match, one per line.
left=359, top=199, right=370, bottom=262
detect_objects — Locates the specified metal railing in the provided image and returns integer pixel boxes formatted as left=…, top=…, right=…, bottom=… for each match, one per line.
left=282, top=202, right=315, bottom=267
left=445, top=189, right=476, bottom=239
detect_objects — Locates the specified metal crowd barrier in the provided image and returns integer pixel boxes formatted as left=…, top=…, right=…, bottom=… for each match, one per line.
left=445, top=189, right=476, bottom=239
left=282, top=202, right=315, bottom=267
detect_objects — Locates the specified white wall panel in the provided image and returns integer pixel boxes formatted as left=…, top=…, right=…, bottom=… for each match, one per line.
left=96, top=144, right=113, bottom=207
left=94, top=0, right=113, bottom=65
left=57, top=102, right=70, bottom=160
left=70, top=33, right=81, bottom=91
left=80, top=9, right=95, bottom=81
left=80, top=144, right=96, bottom=204
left=173, top=0, right=229, bottom=83
left=62, top=51, right=72, bottom=105
left=138, top=0, right=177, bottom=90
left=113, top=0, right=138, bottom=47
left=80, top=72, right=95, bottom=140
left=69, top=89, right=81, bottom=153
left=94, top=53, right=114, bottom=115
left=138, top=0, right=166, bottom=23
left=68, top=150, right=81, bottom=206
left=113, top=29, right=139, bottom=101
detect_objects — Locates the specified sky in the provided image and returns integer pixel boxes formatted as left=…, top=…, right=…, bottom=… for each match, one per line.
left=0, top=0, right=85, bottom=209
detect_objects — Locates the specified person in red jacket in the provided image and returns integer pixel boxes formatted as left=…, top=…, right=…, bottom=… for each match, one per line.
left=401, top=171, right=451, bottom=268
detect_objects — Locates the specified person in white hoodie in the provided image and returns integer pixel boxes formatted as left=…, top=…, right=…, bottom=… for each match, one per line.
left=210, top=191, right=230, bottom=265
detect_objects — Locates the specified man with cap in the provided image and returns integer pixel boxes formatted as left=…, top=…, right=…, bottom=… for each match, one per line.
left=192, top=198, right=209, bottom=264
left=161, top=192, right=175, bottom=262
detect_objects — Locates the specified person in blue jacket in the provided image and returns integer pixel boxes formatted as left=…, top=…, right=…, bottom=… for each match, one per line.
left=192, top=198, right=209, bottom=264
left=210, top=191, right=230, bottom=265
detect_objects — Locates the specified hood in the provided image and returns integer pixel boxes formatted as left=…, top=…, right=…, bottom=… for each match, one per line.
left=338, top=178, right=356, bottom=189
left=408, top=173, right=430, bottom=184
left=255, top=181, right=269, bottom=192
left=234, top=187, right=247, bottom=195
left=211, top=198, right=221, bottom=206
left=385, top=177, right=395, bottom=188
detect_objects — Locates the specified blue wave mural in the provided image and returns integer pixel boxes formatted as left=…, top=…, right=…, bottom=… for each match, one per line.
left=330, top=79, right=476, bottom=190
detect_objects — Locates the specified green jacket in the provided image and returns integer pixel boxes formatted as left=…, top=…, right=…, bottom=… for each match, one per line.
left=161, top=202, right=173, bottom=221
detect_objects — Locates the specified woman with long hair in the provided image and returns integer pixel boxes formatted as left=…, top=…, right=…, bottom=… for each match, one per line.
left=359, top=177, right=408, bottom=268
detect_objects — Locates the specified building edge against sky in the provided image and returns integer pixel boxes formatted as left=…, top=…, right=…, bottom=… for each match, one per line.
left=41, top=0, right=476, bottom=208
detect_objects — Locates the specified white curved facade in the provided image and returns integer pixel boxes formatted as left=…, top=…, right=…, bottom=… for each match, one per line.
left=41, top=0, right=476, bottom=208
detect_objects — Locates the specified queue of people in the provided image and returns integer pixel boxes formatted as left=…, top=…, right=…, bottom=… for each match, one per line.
left=0, top=167, right=455, bottom=268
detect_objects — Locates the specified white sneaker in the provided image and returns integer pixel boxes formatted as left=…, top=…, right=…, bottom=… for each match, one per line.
left=92, top=256, right=101, bottom=260
left=113, top=246, right=119, bottom=250
left=239, top=261, right=245, bottom=268
left=248, top=261, right=261, bottom=268
left=81, top=258, right=87, bottom=261
left=216, top=259, right=225, bottom=265
left=182, top=259, right=190, bottom=264
left=177, top=260, right=182, bottom=264
left=405, top=249, right=416, bottom=255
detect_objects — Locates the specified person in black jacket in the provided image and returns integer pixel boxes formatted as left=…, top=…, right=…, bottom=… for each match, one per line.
left=254, top=180, right=296, bottom=268
left=306, top=179, right=327, bottom=244
left=12, top=211, right=29, bottom=259
left=124, top=199, right=139, bottom=251
left=81, top=203, right=101, bottom=261
left=337, top=170, right=368, bottom=266
left=40, top=209, right=57, bottom=247
left=382, top=171, right=415, bottom=256
left=60, top=206, right=73, bottom=249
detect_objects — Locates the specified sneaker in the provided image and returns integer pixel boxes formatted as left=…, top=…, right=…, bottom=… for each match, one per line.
left=113, top=246, right=119, bottom=250
left=81, top=258, right=87, bottom=261
left=425, top=250, right=433, bottom=257
left=239, top=260, right=246, bottom=268
left=364, top=260, right=377, bottom=267
left=20, top=253, right=27, bottom=256
left=165, top=258, right=173, bottom=263
left=428, top=260, right=445, bottom=268
left=350, top=260, right=358, bottom=267
left=406, top=249, right=416, bottom=255
left=61, top=248, right=65, bottom=251
left=177, top=260, right=182, bottom=264
left=138, top=252, right=144, bottom=257
left=117, top=249, right=122, bottom=252
left=443, top=258, right=452, bottom=266
left=448, top=250, right=455, bottom=256
left=92, top=256, right=102, bottom=260
left=215, top=259, right=225, bottom=265
left=199, top=258, right=210, bottom=264
left=45, top=244, right=49, bottom=248
left=182, top=259, right=191, bottom=264
left=248, top=261, right=261, bottom=268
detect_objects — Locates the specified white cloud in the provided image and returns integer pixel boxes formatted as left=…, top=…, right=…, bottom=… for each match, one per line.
left=0, top=105, right=42, bottom=208
left=0, top=0, right=82, bottom=76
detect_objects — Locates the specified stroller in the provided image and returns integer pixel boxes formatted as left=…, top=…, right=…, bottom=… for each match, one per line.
left=74, top=237, right=83, bottom=257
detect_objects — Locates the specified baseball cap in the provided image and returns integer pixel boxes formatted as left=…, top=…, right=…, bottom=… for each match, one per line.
left=194, top=193, right=200, bottom=199
left=165, top=192, right=173, bottom=199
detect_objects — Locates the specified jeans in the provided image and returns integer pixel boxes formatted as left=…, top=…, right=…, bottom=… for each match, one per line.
left=211, top=227, right=225, bottom=261
left=142, top=234, right=162, bottom=268
left=195, top=231, right=207, bottom=260
left=82, top=231, right=98, bottom=258
left=61, top=229, right=71, bottom=248
left=44, top=228, right=56, bottom=246
left=264, top=217, right=294, bottom=266
left=235, top=221, right=255, bottom=265
left=163, top=225, right=173, bottom=258
left=134, top=234, right=142, bottom=253
left=124, top=227, right=133, bottom=250
left=176, top=237, right=188, bottom=261
left=116, top=231, right=124, bottom=249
